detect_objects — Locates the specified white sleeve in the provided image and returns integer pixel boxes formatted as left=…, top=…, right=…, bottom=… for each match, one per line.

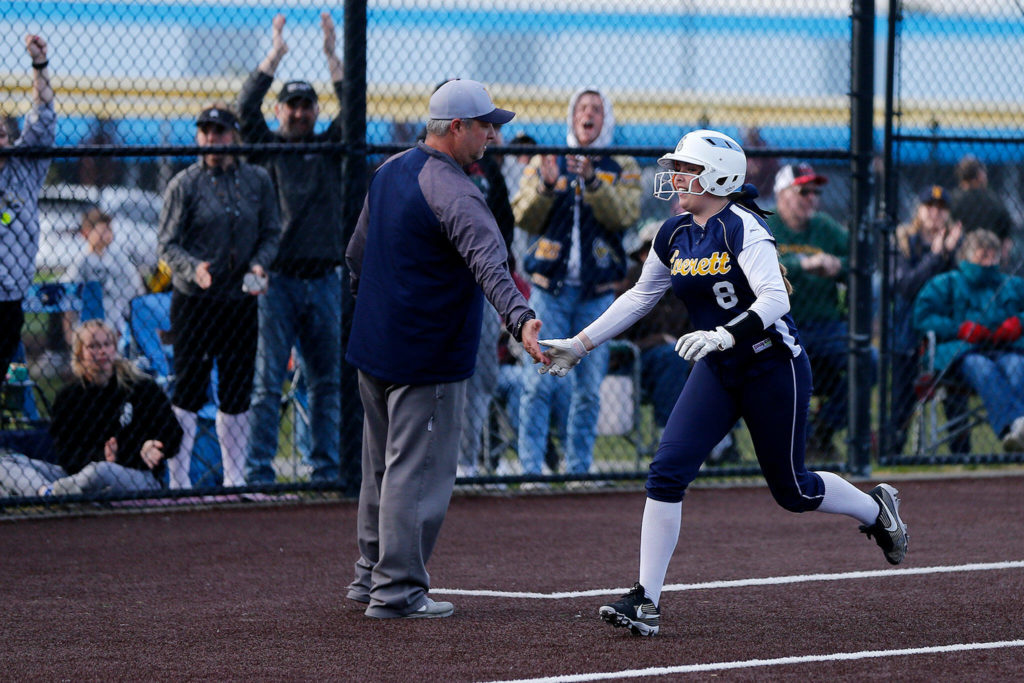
left=736, top=238, right=791, bottom=327
left=581, top=255, right=673, bottom=347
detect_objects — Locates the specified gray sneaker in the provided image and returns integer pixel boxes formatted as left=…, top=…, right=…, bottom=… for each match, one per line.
left=403, top=597, right=454, bottom=619
left=1001, top=417, right=1024, bottom=452
left=599, top=583, right=660, bottom=636
left=859, top=483, right=908, bottom=565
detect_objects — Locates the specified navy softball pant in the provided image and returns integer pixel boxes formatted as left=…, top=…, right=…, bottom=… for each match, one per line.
left=646, top=350, right=824, bottom=511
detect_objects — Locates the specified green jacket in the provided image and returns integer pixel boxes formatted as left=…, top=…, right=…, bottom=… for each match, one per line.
left=764, top=212, right=848, bottom=325
left=913, top=261, right=1024, bottom=372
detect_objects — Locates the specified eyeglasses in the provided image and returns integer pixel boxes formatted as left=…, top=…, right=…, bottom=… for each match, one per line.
left=798, top=187, right=822, bottom=197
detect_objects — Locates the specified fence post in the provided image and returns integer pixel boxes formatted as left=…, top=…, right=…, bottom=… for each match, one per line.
left=848, top=0, right=876, bottom=477
left=341, top=0, right=368, bottom=490
left=877, top=0, right=900, bottom=462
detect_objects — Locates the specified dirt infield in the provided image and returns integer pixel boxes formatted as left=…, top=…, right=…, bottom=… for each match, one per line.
left=2, top=474, right=1023, bottom=681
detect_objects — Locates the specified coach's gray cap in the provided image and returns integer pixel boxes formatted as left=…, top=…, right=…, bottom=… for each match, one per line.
left=429, top=79, right=515, bottom=124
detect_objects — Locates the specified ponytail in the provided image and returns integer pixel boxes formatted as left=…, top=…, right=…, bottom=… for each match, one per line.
left=727, top=183, right=774, bottom=219
left=779, top=261, right=794, bottom=295
left=728, top=184, right=792, bottom=294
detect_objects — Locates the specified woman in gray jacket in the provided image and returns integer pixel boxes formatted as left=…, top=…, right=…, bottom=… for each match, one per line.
left=158, top=104, right=280, bottom=489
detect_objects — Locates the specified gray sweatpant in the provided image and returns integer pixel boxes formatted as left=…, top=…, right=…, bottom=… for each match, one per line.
left=347, top=370, right=465, bottom=618
left=0, top=453, right=160, bottom=496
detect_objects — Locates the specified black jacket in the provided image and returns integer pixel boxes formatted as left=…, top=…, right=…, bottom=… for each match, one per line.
left=238, top=70, right=346, bottom=276
left=50, top=374, right=183, bottom=483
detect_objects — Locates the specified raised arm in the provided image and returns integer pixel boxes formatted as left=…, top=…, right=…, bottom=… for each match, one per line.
left=321, top=12, right=343, bottom=83
left=26, top=35, right=53, bottom=107
left=258, top=13, right=288, bottom=77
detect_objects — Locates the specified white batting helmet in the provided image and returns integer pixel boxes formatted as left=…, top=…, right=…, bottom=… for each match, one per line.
left=653, top=129, right=746, bottom=199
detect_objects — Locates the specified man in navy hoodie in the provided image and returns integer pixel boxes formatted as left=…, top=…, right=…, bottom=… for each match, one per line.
left=345, top=79, right=547, bottom=619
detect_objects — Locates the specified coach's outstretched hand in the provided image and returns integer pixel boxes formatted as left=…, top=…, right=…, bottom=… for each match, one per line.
left=675, top=326, right=735, bottom=363
left=538, top=336, right=588, bottom=377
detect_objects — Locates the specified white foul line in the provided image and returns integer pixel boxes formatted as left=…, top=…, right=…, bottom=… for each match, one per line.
left=430, top=560, right=1024, bottom=599
left=487, top=640, right=1024, bottom=683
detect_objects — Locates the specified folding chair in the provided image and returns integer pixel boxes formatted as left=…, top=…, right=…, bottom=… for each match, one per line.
left=125, top=292, right=223, bottom=487
left=599, top=340, right=657, bottom=468
left=909, top=331, right=985, bottom=456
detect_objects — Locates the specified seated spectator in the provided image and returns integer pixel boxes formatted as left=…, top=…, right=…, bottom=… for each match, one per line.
left=63, top=208, right=145, bottom=339
left=913, top=229, right=1024, bottom=451
left=890, top=186, right=962, bottom=450
left=0, top=320, right=182, bottom=497
left=767, top=163, right=849, bottom=459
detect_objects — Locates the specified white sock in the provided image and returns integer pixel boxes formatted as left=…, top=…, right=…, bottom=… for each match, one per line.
left=169, top=406, right=196, bottom=490
left=815, top=471, right=879, bottom=525
left=638, top=498, right=682, bottom=607
left=216, top=410, right=249, bottom=488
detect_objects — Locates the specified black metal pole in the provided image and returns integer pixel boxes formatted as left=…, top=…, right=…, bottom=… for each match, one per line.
left=877, top=0, right=900, bottom=462
left=340, top=0, right=368, bottom=494
left=848, top=0, right=876, bottom=477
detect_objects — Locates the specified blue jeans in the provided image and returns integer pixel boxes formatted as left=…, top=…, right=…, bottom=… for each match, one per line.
left=640, top=344, right=690, bottom=428
left=800, top=320, right=849, bottom=433
left=958, top=352, right=1024, bottom=436
left=247, top=270, right=343, bottom=484
left=518, top=286, right=614, bottom=474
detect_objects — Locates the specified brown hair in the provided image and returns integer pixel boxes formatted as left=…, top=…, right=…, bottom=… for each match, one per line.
left=71, top=319, right=145, bottom=387
left=81, top=207, right=112, bottom=234
left=955, top=155, right=985, bottom=184
left=778, top=262, right=794, bottom=296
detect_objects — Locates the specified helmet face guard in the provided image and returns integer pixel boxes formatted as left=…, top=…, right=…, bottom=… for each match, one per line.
left=654, top=129, right=746, bottom=199
left=653, top=170, right=707, bottom=200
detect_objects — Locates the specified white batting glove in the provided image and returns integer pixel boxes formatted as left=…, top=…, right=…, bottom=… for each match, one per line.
left=538, top=337, right=589, bottom=377
left=675, top=326, right=735, bottom=362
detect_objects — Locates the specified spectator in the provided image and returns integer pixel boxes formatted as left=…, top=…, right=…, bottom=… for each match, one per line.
left=913, top=229, right=1024, bottom=452
left=512, top=87, right=642, bottom=476
left=0, top=320, right=182, bottom=497
left=63, top=208, right=145, bottom=337
left=767, top=163, right=849, bottom=459
left=0, top=35, right=55, bottom=387
left=948, top=155, right=1014, bottom=261
left=741, top=127, right=778, bottom=199
left=344, top=79, right=545, bottom=618
left=158, top=104, right=280, bottom=489
left=458, top=120, right=517, bottom=477
left=890, top=185, right=963, bottom=451
left=614, top=218, right=692, bottom=432
left=502, top=131, right=537, bottom=204
left=238, top=13, right=350, bottom=489
left=76, top=117, right=124, bottom=188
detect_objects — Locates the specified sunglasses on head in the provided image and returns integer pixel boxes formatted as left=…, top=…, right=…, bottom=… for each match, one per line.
left=798, top=186, right=822, bottom=197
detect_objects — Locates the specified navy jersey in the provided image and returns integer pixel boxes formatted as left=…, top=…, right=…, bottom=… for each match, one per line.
left=652, top=202, right=801, bottom=372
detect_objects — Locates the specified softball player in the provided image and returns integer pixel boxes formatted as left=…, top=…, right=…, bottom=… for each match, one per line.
left=540, top=130, right=908, bottom=636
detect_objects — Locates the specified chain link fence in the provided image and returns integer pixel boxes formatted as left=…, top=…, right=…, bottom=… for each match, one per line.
left=1, top=0, right=1020, bottom=515
left=879, top=1, right=1024, bottom=465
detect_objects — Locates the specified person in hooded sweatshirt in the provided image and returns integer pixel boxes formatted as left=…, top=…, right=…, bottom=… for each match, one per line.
left=511, top=88, right=642, bottom=477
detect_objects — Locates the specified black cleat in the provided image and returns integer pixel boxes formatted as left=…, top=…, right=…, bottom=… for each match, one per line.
left=859, top=483, right=908, bottom=565
left=598, top=582, right=660, bottom=636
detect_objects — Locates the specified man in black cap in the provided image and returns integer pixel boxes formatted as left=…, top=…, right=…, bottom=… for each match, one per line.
left=237, top=12, right=351, bottom=491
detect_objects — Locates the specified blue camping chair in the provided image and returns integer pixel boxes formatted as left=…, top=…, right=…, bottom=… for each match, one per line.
left=124, top=292, right=222, bottom=487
